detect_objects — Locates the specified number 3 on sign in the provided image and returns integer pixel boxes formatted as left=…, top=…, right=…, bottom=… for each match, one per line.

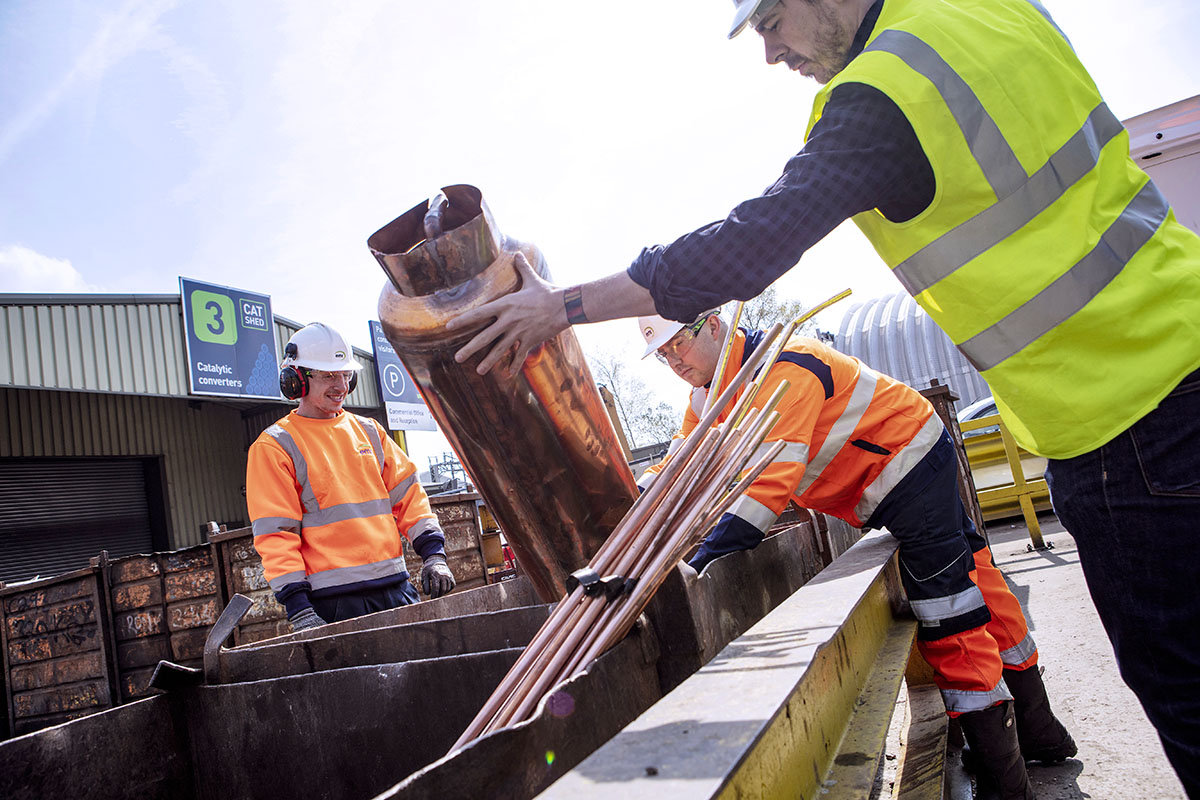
left=191, top=290, right=238, bottom=345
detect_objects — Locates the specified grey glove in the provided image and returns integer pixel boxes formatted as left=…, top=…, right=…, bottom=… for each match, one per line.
left=420, top=554, right=456, bottom=598
left=288, top=607, right=326, bottom=631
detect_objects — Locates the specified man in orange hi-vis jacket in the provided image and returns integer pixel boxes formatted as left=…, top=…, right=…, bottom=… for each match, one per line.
left=246, top=322, right=455, bottom=633
left=638, top=309, right=1074, bottom=794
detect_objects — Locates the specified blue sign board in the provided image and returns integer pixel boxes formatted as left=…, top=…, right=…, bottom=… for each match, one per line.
left=369, top=321, right=436, bottom=431
left=180, top=277, right=280, bottom=399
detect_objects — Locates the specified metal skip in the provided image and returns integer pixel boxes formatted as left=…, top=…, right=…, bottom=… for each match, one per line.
left=369, top=185, right=639, bottom=602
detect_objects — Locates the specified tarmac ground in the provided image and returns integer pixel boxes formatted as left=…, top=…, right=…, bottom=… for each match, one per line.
left=945, top=513, right=1187, bottom=800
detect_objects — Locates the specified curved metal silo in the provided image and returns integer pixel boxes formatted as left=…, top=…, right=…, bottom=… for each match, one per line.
left=835, top=292, right=990, bottom=407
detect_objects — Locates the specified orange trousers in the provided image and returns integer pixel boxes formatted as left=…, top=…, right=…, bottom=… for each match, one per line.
left=917, top=545, right=1039, bottom=716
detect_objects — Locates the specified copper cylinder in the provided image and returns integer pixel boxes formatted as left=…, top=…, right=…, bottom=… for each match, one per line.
left=369, top=185, right=638, bottom=602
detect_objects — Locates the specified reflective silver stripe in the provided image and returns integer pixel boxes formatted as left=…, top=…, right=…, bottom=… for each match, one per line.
left=960, top=179, right=1170, bottom=371
left=690, top=387, right=707, bottom=417
left=941, top=678, right=1013, bottom=714
left=895, top=103, right=1125, bottom=296
left=794, top=366, right=879, bottom=496
left=353, top=414, right=385, bottom=473
left=908, top=584, right=987, bottom=623
left=1000, top=633, right=1038, bottom=667
left=267, top=570, right=307, bottom=592
left=866, top=30, right=1026, bottom=200
left=301, top=498, right=392, bottom=528
left=751, top=439, right=809, bottom=467
left=637, top=470, right=658, bottom=490
left=666, top=437, right=684, bottom=457
left=389, top=472, right=417, bottom=506
left=265, top=424, right=317, bottom=513
left=854, top=412, right=945, bottom=522
left=405, top=515, right=443, bottom=541
left=252, top=517, right=301, bottom=537
left=308, top=557, right=409, bottom=591
left=728, top=494, right=780, bottom=534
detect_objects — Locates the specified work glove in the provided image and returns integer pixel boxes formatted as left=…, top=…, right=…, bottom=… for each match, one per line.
left=420, top=554, right=456, bottom=599
left=287, top=607, right=326, bottom=631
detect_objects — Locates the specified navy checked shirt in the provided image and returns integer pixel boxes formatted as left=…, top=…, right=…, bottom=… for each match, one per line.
left=627, top=0, right=935, bottom=322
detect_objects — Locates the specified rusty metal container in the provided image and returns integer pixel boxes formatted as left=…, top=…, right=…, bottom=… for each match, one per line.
left=369, top=185, right=638, bottom=601
left=0, top=567, right=113, bottom=736
left=101, top=547, right=220, bottom=701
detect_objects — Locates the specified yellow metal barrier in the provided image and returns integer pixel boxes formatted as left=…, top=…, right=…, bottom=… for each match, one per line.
left=959, top=413, right=1052, bottom=550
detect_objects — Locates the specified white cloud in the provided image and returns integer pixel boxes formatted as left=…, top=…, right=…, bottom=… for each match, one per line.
left=0, top=246, right=102, bottom=293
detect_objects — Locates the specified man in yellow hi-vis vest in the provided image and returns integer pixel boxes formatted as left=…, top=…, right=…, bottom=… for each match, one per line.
left=448, top=0, right=1200, bottom=795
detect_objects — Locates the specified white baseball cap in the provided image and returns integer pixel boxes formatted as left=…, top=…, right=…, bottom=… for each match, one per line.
left=729, top=0, right=780, bottom=39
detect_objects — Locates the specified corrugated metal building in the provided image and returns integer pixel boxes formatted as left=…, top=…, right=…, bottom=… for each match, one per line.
left=0, top=294, right=384, bottom=584
left=835, top=292, right=990, bottom=409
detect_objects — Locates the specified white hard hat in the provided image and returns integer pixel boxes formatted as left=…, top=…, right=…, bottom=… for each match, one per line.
left=636, top=309, right=722, bottom=359
left=728, top=0, right=779, bottom=38
left=637, top=315, right=687, bottom=360
left=283, top=322, right=363, bottom=372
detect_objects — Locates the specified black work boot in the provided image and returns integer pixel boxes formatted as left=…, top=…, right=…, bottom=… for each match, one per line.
left=958, top=701, right=1037, bottom=800
left=1003, top=666, right=1078, bottom=764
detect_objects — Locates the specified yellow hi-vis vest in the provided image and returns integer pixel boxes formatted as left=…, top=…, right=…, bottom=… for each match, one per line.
left=807, top=0, right=1200, bottom=459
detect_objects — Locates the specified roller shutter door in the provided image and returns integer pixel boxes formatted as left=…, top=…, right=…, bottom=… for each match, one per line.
left=0, top=459, right=154, bottom=583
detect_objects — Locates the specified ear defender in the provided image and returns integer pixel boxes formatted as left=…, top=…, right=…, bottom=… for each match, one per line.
left=279, top=342, right=308, bottom=400
left=347, top=372, right=359, bottom=395
left=279, top=365, right=308, bottom=399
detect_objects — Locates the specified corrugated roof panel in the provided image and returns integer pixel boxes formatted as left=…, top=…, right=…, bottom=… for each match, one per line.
left=834, top=292, right=991, bottom=408
left=23, top=306, right=41, bottom=386
left=0, top=307, right=14, bottom=385
left=162, top=303, right=187, bottom=396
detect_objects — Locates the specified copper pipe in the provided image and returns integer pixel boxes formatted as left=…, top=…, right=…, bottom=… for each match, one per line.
left=503, top=593, right=609, bottom=726
left=371, top=185, right=639, bottom=602
left=578, top=437, right=786, bottom=670
left=572, top=412, right=783, bottom=675
left=453, top=587, right=588, bottom=747
left=703, top=301, right=744, bottom=418
left=476, top=417, right=742, bottom=737
left=585, top=439, right=787, bottom=663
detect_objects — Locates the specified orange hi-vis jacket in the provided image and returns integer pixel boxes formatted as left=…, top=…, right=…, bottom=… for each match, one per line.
left=640, top=331, right=944, bottom=532
left=246, top=410, right=444, bottom=605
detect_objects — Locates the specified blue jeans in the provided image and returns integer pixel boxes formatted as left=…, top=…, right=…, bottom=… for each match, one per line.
left=1045, top=368, right=1200, bottom=797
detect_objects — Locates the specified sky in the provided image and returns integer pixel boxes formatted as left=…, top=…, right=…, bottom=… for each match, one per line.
left=2, top=0, right=1198, bottom=470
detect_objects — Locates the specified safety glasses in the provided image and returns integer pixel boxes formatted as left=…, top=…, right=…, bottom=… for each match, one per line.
left=303, top=369, right=354, bottom=384
left=655, top=318, right=708, bottom=365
